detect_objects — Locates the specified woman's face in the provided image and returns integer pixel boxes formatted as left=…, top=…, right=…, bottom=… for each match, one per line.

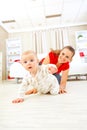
left=58, top=48, right=73, bottom=63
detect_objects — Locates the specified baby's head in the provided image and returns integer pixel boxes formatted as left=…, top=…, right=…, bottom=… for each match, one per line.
left=21, top=50, right=39, bottom=72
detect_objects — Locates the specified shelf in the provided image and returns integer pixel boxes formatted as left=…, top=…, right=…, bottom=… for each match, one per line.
left=0, top=52, right=2, bottom=80
left=6, top=38, right=22, bottom=79
left=76, top=30, right=87, bottom=63
left=8, top=54, right=20, bottom=56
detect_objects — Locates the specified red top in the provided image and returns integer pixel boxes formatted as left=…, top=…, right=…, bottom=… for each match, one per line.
left=40, top=52, right=70, bottom=74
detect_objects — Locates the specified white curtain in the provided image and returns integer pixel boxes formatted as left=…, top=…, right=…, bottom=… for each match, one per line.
left=31, top=27, right=69, bottom=53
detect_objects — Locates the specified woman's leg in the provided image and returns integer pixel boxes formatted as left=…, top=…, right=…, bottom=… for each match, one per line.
left=53, top=73, right=61, bottom=84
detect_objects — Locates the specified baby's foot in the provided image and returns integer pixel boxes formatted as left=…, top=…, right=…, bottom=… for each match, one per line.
left=25, top=89, right=37, bottom=95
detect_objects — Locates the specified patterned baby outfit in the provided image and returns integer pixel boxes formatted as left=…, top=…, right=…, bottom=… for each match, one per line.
left=18, top=64, right=59, bottom=98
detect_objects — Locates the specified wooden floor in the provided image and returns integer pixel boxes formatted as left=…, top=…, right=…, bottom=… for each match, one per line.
left=0, top=80, right=87, bottom=130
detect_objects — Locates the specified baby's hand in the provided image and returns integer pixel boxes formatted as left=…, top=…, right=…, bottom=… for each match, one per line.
left=12, top=98, right=24, bottom=103
left=48, top=64, right=57, bottom=74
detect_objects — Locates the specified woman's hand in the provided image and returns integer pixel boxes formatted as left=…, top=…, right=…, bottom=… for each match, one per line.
left=12, top=98, right=24, bottom=103
left=59, top=69, right=69, bottom=94
left=58, top=87, right=67, bottom=94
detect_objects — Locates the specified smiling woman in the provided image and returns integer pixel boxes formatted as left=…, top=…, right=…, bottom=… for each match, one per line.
left=40, top=46, right=75, bottom=94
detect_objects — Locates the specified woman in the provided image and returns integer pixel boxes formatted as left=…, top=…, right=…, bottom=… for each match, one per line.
left=40, top=45, right=75, bottom=94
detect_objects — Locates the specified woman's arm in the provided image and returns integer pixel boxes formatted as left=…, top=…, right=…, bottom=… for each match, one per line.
left=42, top=55, right=50, bottom=64
left=59, top=69, right=69, bottom=94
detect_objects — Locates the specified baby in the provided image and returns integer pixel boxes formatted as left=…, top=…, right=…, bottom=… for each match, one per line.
left=12, top=50, right=59, bottom=103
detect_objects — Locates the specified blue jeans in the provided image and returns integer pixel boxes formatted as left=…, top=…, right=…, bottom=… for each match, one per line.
left=53, top=73, right=61, bottom=84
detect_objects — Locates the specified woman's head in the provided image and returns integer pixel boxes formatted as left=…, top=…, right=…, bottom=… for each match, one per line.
left=58, top=46, right=75, bottom=63
left=51, top=45, right=75, bottom=63
left=62, top=46, right=75, bottom=57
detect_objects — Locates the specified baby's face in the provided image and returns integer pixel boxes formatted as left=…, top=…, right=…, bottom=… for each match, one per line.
left=21, top=53, right=39, bottom=73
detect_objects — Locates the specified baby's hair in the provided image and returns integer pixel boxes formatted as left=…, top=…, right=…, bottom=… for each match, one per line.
left=21, top=50, right=38, bottom=59
left=22, top=50, right=36, bottom=55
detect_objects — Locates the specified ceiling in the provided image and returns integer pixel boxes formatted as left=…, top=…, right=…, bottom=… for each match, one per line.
left=0, top=0, right=87, bottom=33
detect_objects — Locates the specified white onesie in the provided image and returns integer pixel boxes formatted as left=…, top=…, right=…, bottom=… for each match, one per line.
left=18, top=64, right=59, bottom=98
